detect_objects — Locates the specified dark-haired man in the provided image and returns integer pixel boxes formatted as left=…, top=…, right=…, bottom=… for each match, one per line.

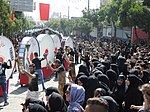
left=22, top=63, right=39, bottom=99
left=85, top=97, right=108, bottom=112
left=0, top=58, right=12, bottom=106
left=32, top=52, right=45, bottom=91
left=47, top=59, right=66, bottom=96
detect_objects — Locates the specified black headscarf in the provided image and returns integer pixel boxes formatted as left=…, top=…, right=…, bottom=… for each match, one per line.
left=141, top=70, right=150, bottom=83
left=127, top=74, right=143, bottom=88
left=24, top=98, right=45, bottom=109
left=129, top=69, right=139, bottom=77
left=45, top=87, right=59, bottom=96
left=28, top=103, right=47, bottom=112
left=94, top=70, right=103, bottom=78
left=124, top=74, right=143, bottom=112
left=48, top=92, right=67, bottom=112
left=78, top=64, right=89, bottom=77
left=77, top=75, right=88, bottom=89
left=85, top=75, right=100, bottom=101
left=110, top=64, right=119, bottom=75
left=106, top=69, right=117, bottom=91
left=97, top=74, right=110, bottom=87
left=95, top=67, right=104, bottom=73
left=75, top=72, right=85, bottom=84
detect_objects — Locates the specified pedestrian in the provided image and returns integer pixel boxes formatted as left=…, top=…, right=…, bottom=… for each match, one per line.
left=123, top=74, right=143, bottom=112
left=26, top=103, right=47, bottom=112
left=66, top=84, right=85, bottom=112
left=22, top=63, right=39, bottom=99
left=48, top=92, right=67, bottom=112
left=0, top=58, right=12, bottom=106
left=32, top=52, right=45, bottom=91
left=47, top=59, right=66, bottom=96
left=21, top=97, right=45, bottom=112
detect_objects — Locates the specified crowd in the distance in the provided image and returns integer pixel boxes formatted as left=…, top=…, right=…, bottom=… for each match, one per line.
left=21, top=37, right=150, bottom=112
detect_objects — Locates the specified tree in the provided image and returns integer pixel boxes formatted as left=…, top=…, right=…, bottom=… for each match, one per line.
left=0, top=0, right=14, bottom=36
left=105, top=0, right=122, bottom=38
left=45, top=18, right=60, bottom=31
left=82, top=8, right=99, bottom=28
left=74, top=17, right=93, bottom=38
left=119, top=0, right=150, bottom=42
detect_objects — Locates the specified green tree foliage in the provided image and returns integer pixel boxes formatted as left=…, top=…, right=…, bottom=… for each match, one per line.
left=82, top=8, right=99, bottom=28
left=0, top=1, right=35, bottom=37
left=45, top=18, right=60, bottom=31
left=119, top=0, right=150, bottom=41
left=74, top=17, right=93, bottom=36
left=0, top=0, right=14, bottom=36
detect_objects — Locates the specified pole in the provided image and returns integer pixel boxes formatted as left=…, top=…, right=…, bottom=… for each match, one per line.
left=68, top=6, right=70, bottom=20
left=88, top=0, right=90, bottom=12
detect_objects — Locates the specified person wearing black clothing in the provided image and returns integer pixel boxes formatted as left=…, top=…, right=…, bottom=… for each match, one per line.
left=106, top=69, right=117, bottom=91
left=48, top=92, right=67, bottom=112
left=21, top=97, right=45, bottom=112
left=113, top=74, right=126, bottom=112
left=44, top=87, right=60, bottom=112
left=124, top=74, right=143, bottom=112
left=32, top=52, right=45, bottom=90
left=78, top=44, right=83, bottom=64
left=22, top=63, right=39, bottom=99
left=0, top=59, right=12, bottom=106
left=27, top=103, right=47, bottom=112
left=74, top=48, right=79, bottom=64
left=85, top=76, right=100, bottom=103
left=55, top=49, right=63, bottom=64
left=94, top=88, right=119, bottom=112
left=81, top=52, right=90, bottom=71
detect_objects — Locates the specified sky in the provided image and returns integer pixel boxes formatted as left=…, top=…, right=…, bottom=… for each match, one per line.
left=24, top=0, right=100, bottom=21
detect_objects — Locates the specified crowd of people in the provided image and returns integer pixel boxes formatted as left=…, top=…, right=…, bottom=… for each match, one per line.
left=19, top=37, right=150, bottom=112
left=0, top=35, right=150, bottom=112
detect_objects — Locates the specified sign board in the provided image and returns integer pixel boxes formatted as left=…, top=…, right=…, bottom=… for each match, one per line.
left=10, top=0, right=33, bottom=12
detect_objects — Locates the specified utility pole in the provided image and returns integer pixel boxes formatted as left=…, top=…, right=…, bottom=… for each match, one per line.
left=68, top=6, right=70, bottom=20
left=88, top=0, right=90, bottom=12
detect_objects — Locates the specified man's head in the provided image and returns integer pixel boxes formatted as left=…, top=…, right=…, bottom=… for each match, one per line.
left=55, top=59, right=61, bottom=67
left=29, top=63, right=36, bottom=74
left=85, top=97, right=108, bottom=112
left=34, top=52, right=38, bottom=58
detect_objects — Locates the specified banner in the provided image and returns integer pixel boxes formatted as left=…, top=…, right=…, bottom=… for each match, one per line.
left=132, top=27, right=148, bottom=43
left=39, top=3, right=50, bottom=20
left=10, top=10, right=14, bottom=22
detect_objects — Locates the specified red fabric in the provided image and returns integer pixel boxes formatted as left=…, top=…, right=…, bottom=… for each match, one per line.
left=30, top=52, right=34, bottom=61
left=20, top=75, right=29, bottom=85
left=10, top=10, right=14, bottom=22
left=64, top=59, right=69, bottom=71
left=132, top=28, right=148, bottom=43
left=45, top=49, right=49, bottom=54
left=39, top=3, right=50, bottom=20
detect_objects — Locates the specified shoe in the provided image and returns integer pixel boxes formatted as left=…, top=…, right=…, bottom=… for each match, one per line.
left=4, top=102, right=9, bottom=106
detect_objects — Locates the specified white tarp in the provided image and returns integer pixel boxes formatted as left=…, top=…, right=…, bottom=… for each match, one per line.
left=62, top=36, right=74, bottom=49
left=0, top=36, right=15, bottom=80
left=51, top=34, right=61, bottom=51
left=37, top=34, right=55, bottom=67
left=18, top=37, right=39, bottom=70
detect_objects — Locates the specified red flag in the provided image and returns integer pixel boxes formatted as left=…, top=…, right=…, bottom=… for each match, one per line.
left=39, top=3, right=50, bottom=20
left=10, top=10, right=14, bottom=22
